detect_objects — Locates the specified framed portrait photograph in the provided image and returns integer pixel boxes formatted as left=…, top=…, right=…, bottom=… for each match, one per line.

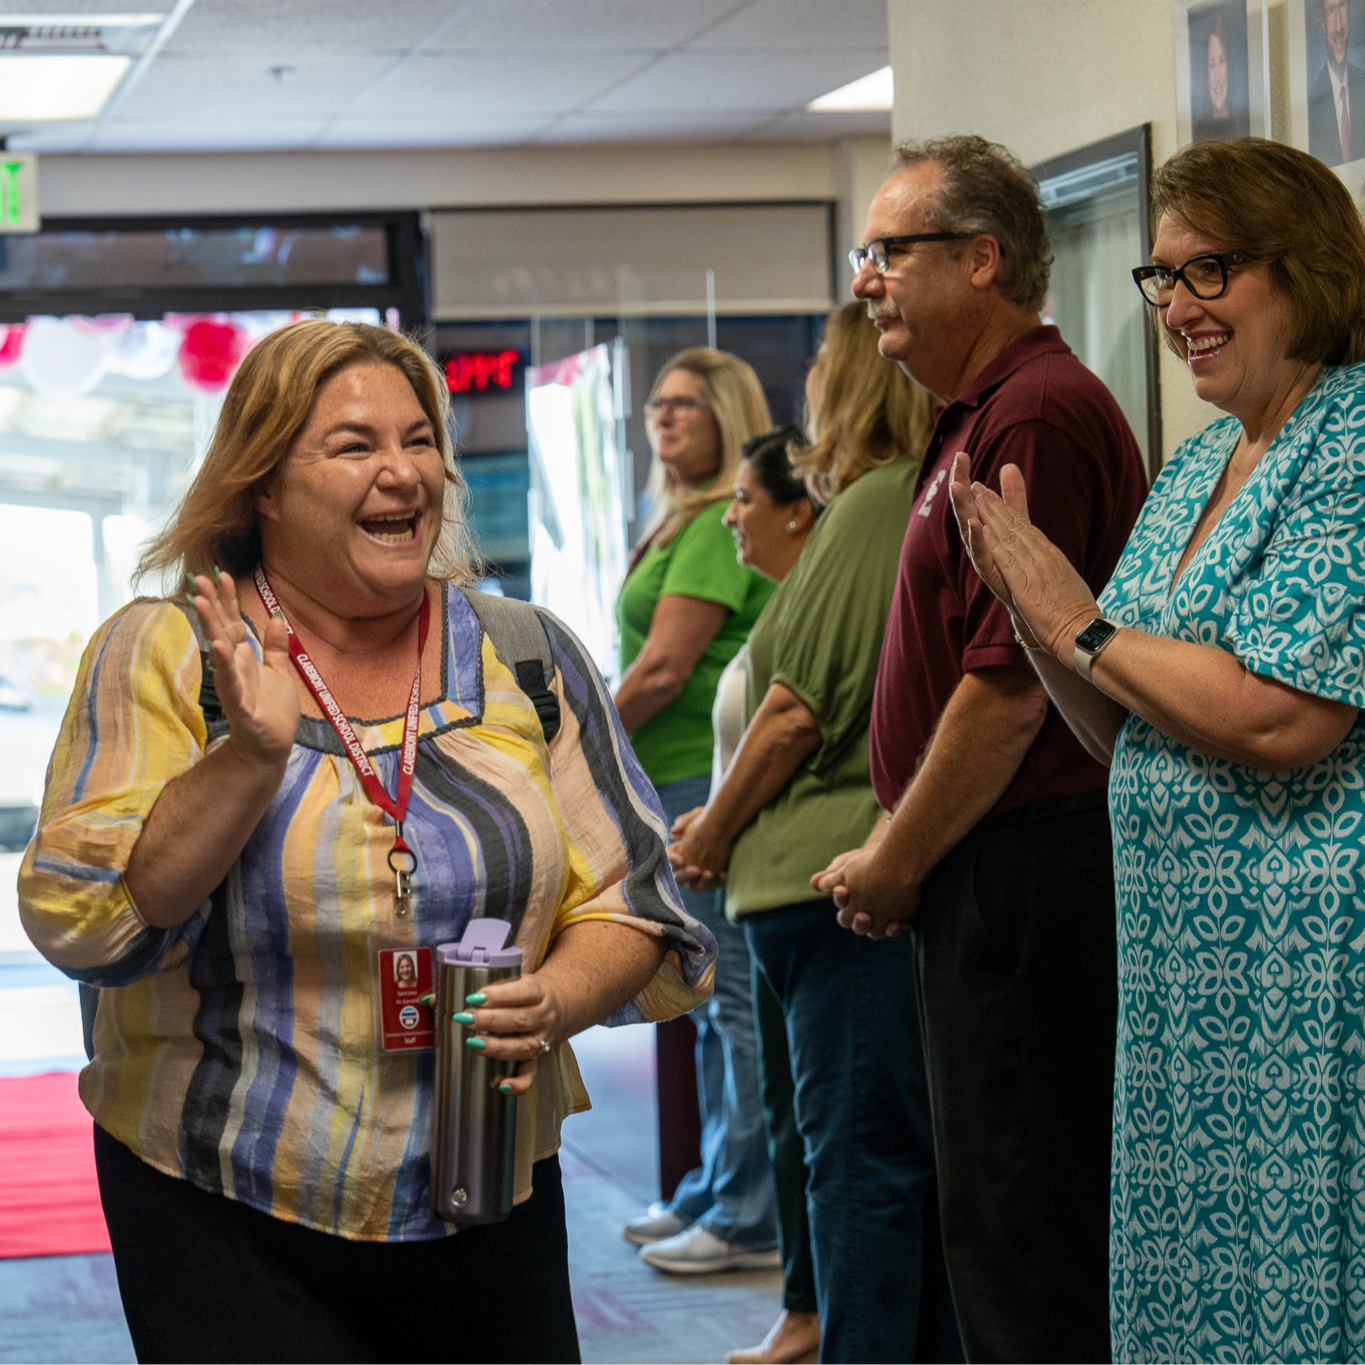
left=1174, top=0, right=1270, bottom=146
left=1284, top=0, right=1365, bottom=186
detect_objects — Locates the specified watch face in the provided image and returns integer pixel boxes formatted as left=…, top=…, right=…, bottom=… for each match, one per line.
left=1075, top=619, right=1118, bottom=653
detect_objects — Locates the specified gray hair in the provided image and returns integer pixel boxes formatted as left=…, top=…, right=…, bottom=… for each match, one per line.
left=892, top=134, right=1052, bottom=312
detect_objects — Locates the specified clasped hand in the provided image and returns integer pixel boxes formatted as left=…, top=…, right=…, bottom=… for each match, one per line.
left=666, top=805, right=731, bottom=892
left=946, top=453, right=1101, bottom=658
left=811, top=825, right=917, bottom=940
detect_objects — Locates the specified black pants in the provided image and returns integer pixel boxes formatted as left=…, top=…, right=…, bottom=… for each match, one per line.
left=94, top=1125, right=581, bottom=1364
left=916, top=796, right=1116, bottom=1364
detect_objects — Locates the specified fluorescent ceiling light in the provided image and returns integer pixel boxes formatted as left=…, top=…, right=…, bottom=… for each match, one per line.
left=0, top=53, right=132, bottom=120
left=807, top=65, right=894, bottom=112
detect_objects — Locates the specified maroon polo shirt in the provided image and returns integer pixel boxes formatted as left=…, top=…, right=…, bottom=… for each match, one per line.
left=869, top=324, right=1148, bottom=820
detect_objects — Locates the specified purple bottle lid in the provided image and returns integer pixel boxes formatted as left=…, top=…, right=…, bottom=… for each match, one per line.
left=437, top=917, right=522, bottom=968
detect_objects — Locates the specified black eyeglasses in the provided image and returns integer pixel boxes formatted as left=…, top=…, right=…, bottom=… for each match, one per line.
left=849, top=233, right=969, bottom=274
left=1131, top=252, right=1247, bottom=306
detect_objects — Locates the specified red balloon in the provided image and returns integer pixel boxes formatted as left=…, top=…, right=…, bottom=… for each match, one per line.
left=0, top=324, right=25, bottom=368
left=178, top=318, right=245, bottom=393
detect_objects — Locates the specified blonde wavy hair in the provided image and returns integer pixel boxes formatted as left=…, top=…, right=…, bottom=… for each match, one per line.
left=639, top=347, right=772, bottom=549
left=138, top=319, right=478, bottom=588
left=791, top=303, right=935, bottom=502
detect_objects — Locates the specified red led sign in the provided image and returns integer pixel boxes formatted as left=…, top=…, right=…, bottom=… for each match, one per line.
left=445, top=349, right=523, bottom=394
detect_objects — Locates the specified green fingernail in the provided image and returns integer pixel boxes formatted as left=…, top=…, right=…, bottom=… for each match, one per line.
left=453, top=1011, right=475, bottom=1024
left=465, top=992, right=487, bottom=1005
left=465, top=1036, right=486, bottom=1050
left=212, top=565, right=222, bottom=585
left=418, top=994, right=434, bottom=1008
left=499, top=1083, right=513, bottom=1094
left=185, top=591, right=197, bottom=607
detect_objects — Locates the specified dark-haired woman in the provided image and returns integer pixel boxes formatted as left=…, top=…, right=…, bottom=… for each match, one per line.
left=952, top=137, right=1365, bottom=1361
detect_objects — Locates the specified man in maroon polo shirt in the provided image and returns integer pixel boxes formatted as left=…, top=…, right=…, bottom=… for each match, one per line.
left=814, top=135, right=1147, bottom=1362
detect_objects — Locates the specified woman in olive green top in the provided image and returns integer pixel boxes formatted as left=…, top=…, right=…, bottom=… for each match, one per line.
left=669, top=305, right=961, bottom=1363
left=614, top=347, right=780, bottom=1273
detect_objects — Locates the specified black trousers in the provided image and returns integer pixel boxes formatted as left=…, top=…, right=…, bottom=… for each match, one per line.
left=916, top=795, right=1116, bottom=1364
left=94, top=1125, right=581, bottom=1364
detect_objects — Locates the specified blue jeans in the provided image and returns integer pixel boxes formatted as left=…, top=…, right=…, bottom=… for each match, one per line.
left=656, top=775, right=778, bottom=1249
left=745, top=898, right=958, bottom=1364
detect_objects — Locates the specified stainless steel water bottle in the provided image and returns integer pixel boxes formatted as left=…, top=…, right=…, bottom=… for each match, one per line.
left=429, top=917, right=523, bottom=1225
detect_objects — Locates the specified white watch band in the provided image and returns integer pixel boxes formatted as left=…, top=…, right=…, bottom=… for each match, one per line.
left=1073, top=620, right=1118, bottom=683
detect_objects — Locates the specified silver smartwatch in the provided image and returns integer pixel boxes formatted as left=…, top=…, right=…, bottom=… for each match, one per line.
left=1073, top=617, right=1119, bottom=683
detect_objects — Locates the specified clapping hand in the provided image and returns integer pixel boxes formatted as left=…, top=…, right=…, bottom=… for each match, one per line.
left=187, top=570, right=299, bottom=766
left=947, top=454, right=1100, bottom=657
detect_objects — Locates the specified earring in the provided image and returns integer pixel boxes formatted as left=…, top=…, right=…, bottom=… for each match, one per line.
left=786, top=520, right=798, bottom=532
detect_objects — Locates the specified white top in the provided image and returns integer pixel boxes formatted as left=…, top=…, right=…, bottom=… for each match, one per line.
left=710, top=644, right=749, bottom=793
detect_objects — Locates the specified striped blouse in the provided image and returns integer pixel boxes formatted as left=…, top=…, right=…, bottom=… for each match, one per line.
left=19, top=585, right=713, bottom=1242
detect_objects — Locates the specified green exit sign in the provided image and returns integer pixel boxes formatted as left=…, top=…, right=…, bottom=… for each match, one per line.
left=0, top=155, right=38, bottom=233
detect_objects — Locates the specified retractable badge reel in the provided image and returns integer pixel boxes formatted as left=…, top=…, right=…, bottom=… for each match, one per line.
left=430, top=918, right=523, bottom=1225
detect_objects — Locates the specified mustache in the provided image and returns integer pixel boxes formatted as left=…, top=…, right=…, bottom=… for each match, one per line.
left=866, top=300, right=899, bottom=320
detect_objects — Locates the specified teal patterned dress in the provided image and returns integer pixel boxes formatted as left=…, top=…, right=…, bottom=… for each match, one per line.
left=1100, top=363, right=1365, bottom=1363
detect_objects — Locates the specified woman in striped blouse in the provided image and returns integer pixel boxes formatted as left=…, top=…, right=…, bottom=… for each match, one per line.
left=19, top=320, right=713, bottom=1364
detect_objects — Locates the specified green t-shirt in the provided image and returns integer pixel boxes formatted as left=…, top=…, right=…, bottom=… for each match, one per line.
left=618, top=501, right=775, bottom=786
left=726, top=459, right=918, bottom=918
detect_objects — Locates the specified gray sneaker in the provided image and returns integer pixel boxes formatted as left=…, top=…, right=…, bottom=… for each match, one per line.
left=621, top=1201, right=691, bottom=1245
left=639, top=1225, right=783, bottom=1275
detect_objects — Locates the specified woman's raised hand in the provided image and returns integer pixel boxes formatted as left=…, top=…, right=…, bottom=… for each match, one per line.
left=188, top=570, right=299, bottom=765
left=947, top=454, right=1101, bottom=658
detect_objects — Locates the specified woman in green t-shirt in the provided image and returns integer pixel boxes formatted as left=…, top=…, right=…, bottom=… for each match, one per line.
left=669, top=305, right=961, bottom=1362
left=613, top=348, right=781, bottom=1274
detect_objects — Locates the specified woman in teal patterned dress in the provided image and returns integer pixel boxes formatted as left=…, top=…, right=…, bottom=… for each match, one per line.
left=949, top=138, right=1365, bottom=1362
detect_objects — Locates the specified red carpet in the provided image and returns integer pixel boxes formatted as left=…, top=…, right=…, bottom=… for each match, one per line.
left=0, top=1072, right=111, bottom=1258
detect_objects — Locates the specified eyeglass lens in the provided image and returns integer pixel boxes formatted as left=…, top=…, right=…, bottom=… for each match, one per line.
left=1136, top=255, right=1230, bottom=304
left=645, top=397, right=708, bottom=416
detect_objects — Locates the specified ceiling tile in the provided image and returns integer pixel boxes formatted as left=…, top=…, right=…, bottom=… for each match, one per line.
left=113, top=52, right=395, bottom=119
left=584, top=49, right=888, bottom=114
left=315, top=115, right=557, bottom=149
left=164, top=0, right=463, bottom=53
left=425, top=0, right=746, bottom=50
left=687, top=0, right=888, bottom=51
left=351, top=48, right=650, bottom=116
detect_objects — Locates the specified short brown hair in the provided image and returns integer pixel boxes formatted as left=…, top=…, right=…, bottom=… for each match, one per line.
left=1150, top=137, right=1365, bottom=365
left=892, top=134, right=1052, bottom=311
left=139, top=320, right=477, bottom=587
left=790, top=302, right=935, bottom=502
left=640, top=347, right=772, bottom=548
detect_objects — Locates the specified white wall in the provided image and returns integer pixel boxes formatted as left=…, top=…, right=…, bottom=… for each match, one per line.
left=887, top=0, right=1211, bottom=459
left=37, top=139, right=885, bottom=216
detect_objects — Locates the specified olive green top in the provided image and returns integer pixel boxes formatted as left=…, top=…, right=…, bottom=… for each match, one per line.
left=726, top=459, right=918, bottom=918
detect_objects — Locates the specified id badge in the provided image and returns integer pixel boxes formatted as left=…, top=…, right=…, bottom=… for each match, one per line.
left=375, top=946, right=435, bottom=1053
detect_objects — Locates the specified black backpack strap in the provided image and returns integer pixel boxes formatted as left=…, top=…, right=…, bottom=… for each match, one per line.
left=458, top=588, right=561, bottom=744
left=170, top=597, right=230, bottom=745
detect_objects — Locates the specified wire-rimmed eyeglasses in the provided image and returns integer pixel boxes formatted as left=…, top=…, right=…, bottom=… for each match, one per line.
left=848, top=232, right=970, bottom=274
left=1131, top=252, right=1246, bottom=306
left=643, top=396, right=713, bottom=418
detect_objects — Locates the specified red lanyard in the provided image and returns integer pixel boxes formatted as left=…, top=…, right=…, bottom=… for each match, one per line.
left=254, top=566, right=430, bottom=915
